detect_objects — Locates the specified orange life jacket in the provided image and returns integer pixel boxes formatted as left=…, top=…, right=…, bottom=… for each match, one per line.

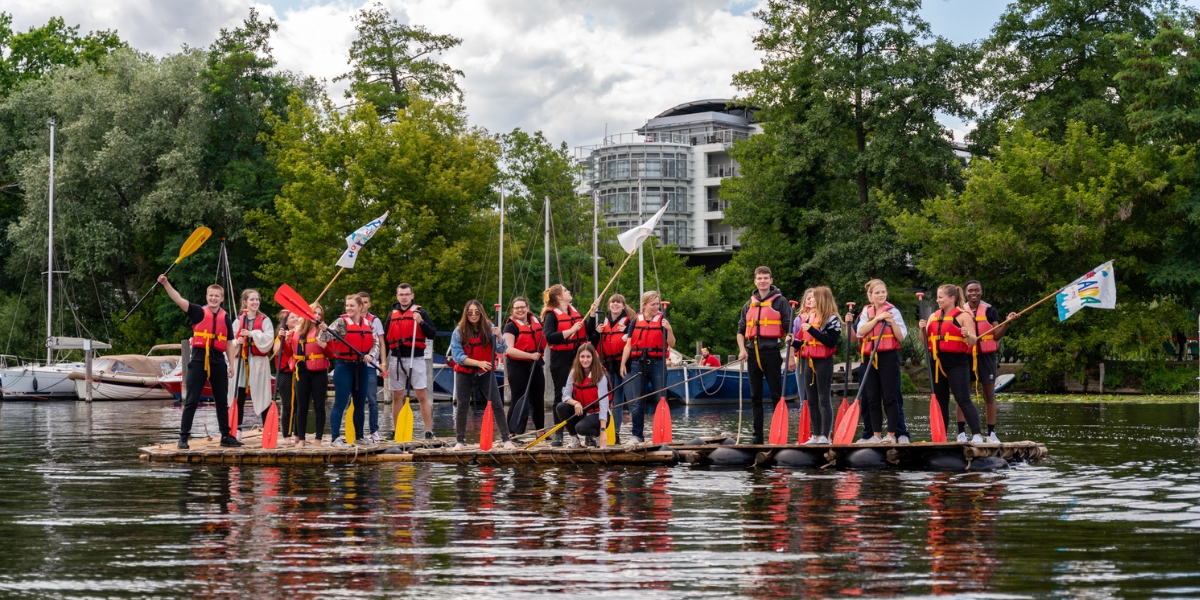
left=277, top=331, right=295, bottom=373
left=293, top=329, right=329, bottom=371
left=386, top=304, right=427, bottom=352
left=798, top=312, right=837, bottom=359
left=972, top=302, right=998, bottom=354
left=598, top=314, right=630, bottom=361
left=509, top=316, right=545, bottom=361
left=549, top=306, right=584, bottom=352
left=327, top=316, right=374, bottom=361
left=860, top=303, right=900, bottom=355
left=927, top=308, right=970, bottom=355
left=745, top=292, right=784, bottom=339
left=238, top=313, right=268, bottom=357
left=572, top=375, right=600, bottom=414
left=630, top=312, right=666, bottom=359
left=453, top=330, right=494, bottom=374
left=191, top=306, right=229, bottom=352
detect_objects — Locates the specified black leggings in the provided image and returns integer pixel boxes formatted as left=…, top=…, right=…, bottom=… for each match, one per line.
left=506, top=358, right=545, bottom=429
left=549, top=349, right=574, bottom=425
left=554, top=404, right=603, bottom=437
left=801, top=356, right=834, bottom=437
left=748, top=341, right=784, bottom=442
left=861, top=350, right=901, bottom=436
left=933, top=353, right=980, bottom=435
left=293, top=364, right=328, bottom=441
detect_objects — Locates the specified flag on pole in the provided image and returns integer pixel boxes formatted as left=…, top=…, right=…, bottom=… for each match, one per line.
left=1056, top=261, right=1116, bottom=321
left=336, top=211, right=389, bottom=268
left=617, top=203, right=669, bottom=254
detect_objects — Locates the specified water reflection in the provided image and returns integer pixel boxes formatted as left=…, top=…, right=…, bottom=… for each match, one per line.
left=0, top=399, right=1199, bottom=597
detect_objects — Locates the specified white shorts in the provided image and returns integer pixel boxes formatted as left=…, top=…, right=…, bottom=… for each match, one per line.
left=388, top=355, right=427, bottom=391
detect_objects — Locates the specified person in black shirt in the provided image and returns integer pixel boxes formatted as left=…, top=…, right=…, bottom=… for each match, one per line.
left=160, top=276, right=237, bottom=449
left=736, top=266, right=793, bottom=444
left=963, top=281, right=1017, bottom=442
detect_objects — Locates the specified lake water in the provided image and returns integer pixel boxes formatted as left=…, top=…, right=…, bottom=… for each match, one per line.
left=1, top=398, right=1198, bottom=598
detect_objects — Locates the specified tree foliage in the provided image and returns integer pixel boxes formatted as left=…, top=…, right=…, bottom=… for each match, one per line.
left=0, top=12, right=125, bottom=95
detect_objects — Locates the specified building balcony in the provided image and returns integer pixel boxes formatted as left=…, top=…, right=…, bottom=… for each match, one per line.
left=707, top=164, right=738, bottom=178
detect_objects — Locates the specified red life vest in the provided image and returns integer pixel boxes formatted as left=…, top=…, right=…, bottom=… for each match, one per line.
left=191, top=306, right=229, bottom=352
left=597, top=314, right=630, bottom=361
left=277, top=330, right=295, bottom=373
left=293, top=329, right=329, bottom=371
left=549, top=306, right=584, bottom=352
left=860, top=303, right=900, bottom=355
left=327, top=316, right=375, bottom=361
left=799, top=312, right=837, bottom=359
left=630, top=313, right=666, bottom=359
left=386, top=304, right=427, bottom=352
left=572, top=375, right=600, bottom=414
left=745, top=293, right=784, bottom=339
left=972, top=302, right=998, bottom=354
left=453, top=330, right=494, bottom=374
left=237, top=313, right=269, bottom=357
left=509, top=316, right=545, bottom=361
left=927, top=308, right=970, bottom=354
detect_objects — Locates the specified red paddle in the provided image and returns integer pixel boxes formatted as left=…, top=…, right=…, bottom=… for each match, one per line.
left=918, top=292, right=947, bottom=442
left=273, top=284, right=366, bottom=358
left=262, top=403, right=279, bottom=449
left=834, top=399, right=861, bottom=444
left=228, top=402, right=239, bottom=439
left=651, top=396, right=672, bottom=444
left=768, top=396, right=788, bottom=444
left=480, top=403, right=495, bottom=451
left=798, top=400, right=811, bottom=442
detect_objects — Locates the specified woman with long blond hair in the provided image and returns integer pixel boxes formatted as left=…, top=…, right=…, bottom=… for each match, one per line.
left=541, top=284, right=592, bottom=446
left=322, top=294, right=380, bottom=448
left=789, top=286, right=841, bottom=443
left=291, top=303, right=329, bottom=447
left=620, top=290, right=675, bottom=444
left=450, top=299, right=514, bottom=450
left=594, top=293, right=636, bottom=443
left=228, top=289, right=275, bottom=433
left=919, top=284, right=982, bottom=443
left=854, top=279, right=908, bottom=444
left=554, top=343, right=611, bottom=448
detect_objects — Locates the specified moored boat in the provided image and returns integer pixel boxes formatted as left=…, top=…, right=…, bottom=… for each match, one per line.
left=69, top=351, right=179, bottom=400
left=1, top=361, right=83, bottom=399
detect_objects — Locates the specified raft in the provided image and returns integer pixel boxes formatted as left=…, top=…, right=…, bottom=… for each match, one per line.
left=673, top=440, right=1047, bottom=471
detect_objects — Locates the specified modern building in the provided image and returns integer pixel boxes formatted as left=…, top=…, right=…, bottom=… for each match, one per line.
left=575, top=99, right=760, bottom=268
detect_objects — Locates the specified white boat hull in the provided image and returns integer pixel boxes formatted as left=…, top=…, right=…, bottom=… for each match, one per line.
left=0, top=365, right=81, bottom=398
left=71, top=377, right=173, bottom=401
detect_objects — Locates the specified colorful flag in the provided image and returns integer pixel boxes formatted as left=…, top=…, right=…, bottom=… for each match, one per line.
left=1056, top=261, right=1116, bottom=321
left=617, top=203, right=669, bottom=254
left=336, top=211, right=389, bottom=268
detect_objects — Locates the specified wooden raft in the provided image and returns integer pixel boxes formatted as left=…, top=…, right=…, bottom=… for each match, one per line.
left=138, top=431, right=449, bottom=465
left=406, top=443, right=678, bottom=466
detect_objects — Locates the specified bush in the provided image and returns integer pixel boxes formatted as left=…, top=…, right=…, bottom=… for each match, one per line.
left=1101, top=361, right=1197, bottom=394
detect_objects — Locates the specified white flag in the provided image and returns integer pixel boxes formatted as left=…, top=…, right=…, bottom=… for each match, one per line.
left=336, top=211, right=389, bottom=269
left=617, top=203, right=669, bottom=254
left=1056, top=261, right=1116, bottom=321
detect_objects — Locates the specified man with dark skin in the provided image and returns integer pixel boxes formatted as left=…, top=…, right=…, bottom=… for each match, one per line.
left=962, top=281, right=1019, bottom=442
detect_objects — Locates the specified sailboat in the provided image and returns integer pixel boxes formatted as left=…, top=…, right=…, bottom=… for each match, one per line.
left=0, top=118, right=86, bottom=399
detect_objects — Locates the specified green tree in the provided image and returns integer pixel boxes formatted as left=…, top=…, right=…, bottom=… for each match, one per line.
left=970, top=0, right=1173, bottom=153
left=248, top=95, right=498, bottom=328
left=723, top=0, right=977, bottom=312
left=0, top=13, right=125, bottom=96
left=336, top=2, right=463, bottom=120
left=892, top=121, right=1190, bottom=389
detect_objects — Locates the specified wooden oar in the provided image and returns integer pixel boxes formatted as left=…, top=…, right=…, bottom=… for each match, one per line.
left=523, top=373, right=640, bottom=448
left=121, top=226, right=212, bottom=322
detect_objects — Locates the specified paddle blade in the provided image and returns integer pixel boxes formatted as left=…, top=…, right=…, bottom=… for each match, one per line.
left=175, top=226, right=212, bottom=263
left=480, top=403, right=495, bottom=451
left=274, top=284, right=317, bottom=322
left=651, top=396, right=672, bottom=444
left=394, top=398, right=413, bottom=442
left=228, top=401, right=239, bottom=439
left=606, top=410, right=616, bottom=445
left=769, top=397, right=789, bottom=445
left=798, top=400, right=811, bottom=443
left=345, top=402, right=356, bottom=444
left=262, top=403, right=279, bottom=449
left=929, top=394, right=946, bottom=442
left=835, top=399, right=861, bottom=444
left=835, top=398, right=848, bottom=428
left=507, top=395, right=529, bottom=435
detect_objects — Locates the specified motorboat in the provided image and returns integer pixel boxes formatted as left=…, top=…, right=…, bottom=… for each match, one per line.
left=69, top=348, right=179, bottom=400
left=0, top=358, right=84, bottom=399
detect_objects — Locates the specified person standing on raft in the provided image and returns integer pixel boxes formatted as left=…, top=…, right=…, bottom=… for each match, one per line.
left=273, top=310, right=300, bottom=445
left=595, top=294, right=635, bottom=443
left=737, top=266, right=792, bottom=445
left=541, top=284, right=592, bottom=447
left=322, top=294, right=379, bottom=448
left=920, top=284, right=984, bottom=443
left=228, top=289, right=275, bottom=433
left=356, top=292, right=386, bottom=443
left=855, top=279, right=908, bottom=444
left=384, top=283, right=437, bottom=440
left=503, top=296, right=546, bottom=430
left=620, top=290, right=676, bottom=445
left=555, top=342, right=611, bottom=449
left=963, top=280, right=1017, bottom=443
left=291, top=303, right=329, bottom=447
left=789, top=286, right=841, bottom=444
left=450, top=300, right=515, bottom=450
left=159, top=276, right=238, bottom=449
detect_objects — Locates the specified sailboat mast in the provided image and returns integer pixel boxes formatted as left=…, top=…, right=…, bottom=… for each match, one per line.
left=638, top=179, right=644, bottom=299
left=544, top=196, right=550, bottom=289
left=592, top=189, right=598, bottom=319
left=498, top=189, right=504, bottom=309
left=46, top=118, right=55, bottom=366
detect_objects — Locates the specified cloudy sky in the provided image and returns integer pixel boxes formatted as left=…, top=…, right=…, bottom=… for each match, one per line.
left=5, top=1, right=1193, bottom=147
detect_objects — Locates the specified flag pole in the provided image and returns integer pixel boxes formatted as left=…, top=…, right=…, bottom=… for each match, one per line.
left=314, top=267, right=345, bottom=304
left=586, top=199, right=669, bottom=315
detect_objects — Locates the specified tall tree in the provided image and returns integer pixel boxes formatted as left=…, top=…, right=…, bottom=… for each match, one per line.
left=970, top=0, right=1173, bottom=153
left=723, top=0, right=977, bottom=309
left=336, top=2, right=463, bottom=119
left=0, top=12, right=125, bottom=96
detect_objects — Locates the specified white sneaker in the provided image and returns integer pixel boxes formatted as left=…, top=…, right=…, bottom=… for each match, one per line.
left=503, top=441, right=516, bottom=450
left=803, top=436, right=820, bottom=445
left=452, top=442, right=466, bottom=450
left=370, top=432, right=384, bottom=443
left=987, top=432, right=1001, bottom=443
left=970, top=434, right=984, bottom=444
left=331, top=437, right=349, bottom=448
left=566, top=436, right=581, bottom=449
left=855, top=435, right=882, bottom=445
left=956, top=432, right=968, bottom=443
left=881, top=434, right=896, bottom=444
left=897, top=435, right=910, bottom=444
left=816, top=436, right=831, bottom=444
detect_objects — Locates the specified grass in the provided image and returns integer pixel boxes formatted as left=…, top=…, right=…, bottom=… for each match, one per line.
left=995, top=394, right=1200, bottom=404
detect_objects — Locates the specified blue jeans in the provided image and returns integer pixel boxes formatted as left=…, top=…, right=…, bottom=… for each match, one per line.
left=627, top=358, right=666, bottom=439
left=365, top=363, right=380, bottom=434
left=330, top=360, right=368, bottom=440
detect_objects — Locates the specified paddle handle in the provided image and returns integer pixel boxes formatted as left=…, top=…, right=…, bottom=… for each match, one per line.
left=313, top=267, right=345, bottom=304
left=119, top=262, right=179, bottom=323
left=992, top=288, right=1059, bottom=329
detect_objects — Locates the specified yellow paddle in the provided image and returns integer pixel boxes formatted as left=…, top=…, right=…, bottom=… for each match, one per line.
left=605, top=411, right=616, bottom=445
left=121, top=226, right=213, bottom=322
left=346, top=401, right=357, bottom=444
left=394, top=397, right=414, bottom=442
